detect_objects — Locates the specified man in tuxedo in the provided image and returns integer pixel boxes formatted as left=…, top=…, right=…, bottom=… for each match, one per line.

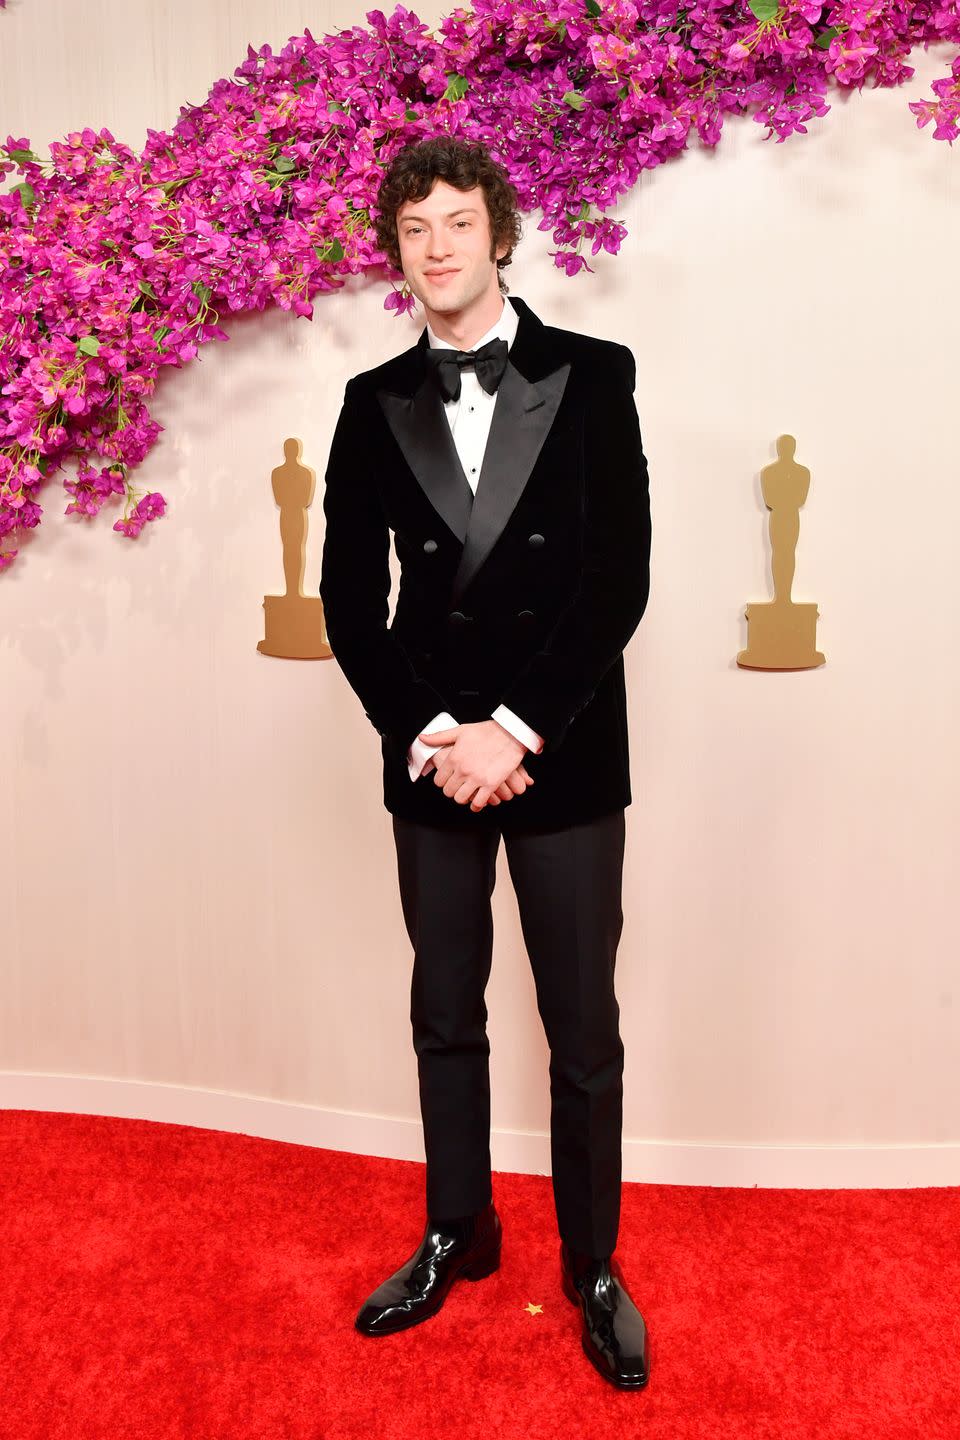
left=318, top=136, right=652, bottom=1389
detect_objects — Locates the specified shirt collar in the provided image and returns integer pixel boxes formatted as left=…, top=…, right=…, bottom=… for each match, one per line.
left=425, top=295, right=519, bottom=354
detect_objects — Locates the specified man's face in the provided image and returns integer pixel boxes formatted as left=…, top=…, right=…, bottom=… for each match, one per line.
left=395, top=179, right=508, bottom=318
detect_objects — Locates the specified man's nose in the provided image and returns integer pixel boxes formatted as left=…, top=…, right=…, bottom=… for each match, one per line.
left=426, top=233, right=455, bottom=260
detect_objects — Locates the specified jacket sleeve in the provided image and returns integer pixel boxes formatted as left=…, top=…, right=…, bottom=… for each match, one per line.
left=319, top=378, right=456, bottom=747
left=496, top=344, right=651, bottom=752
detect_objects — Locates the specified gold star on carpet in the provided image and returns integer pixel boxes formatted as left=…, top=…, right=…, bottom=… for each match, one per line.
left=523, top=1302, right=544, bottom=1316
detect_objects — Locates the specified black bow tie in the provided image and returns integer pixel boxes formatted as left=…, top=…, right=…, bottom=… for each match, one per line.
left=425, top=336, right=509, bottom=403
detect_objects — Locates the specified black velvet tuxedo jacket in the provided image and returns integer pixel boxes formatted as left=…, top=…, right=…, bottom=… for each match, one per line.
left=318, top=294, right=652, bottom=832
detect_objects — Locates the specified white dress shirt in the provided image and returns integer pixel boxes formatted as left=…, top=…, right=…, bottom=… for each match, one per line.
left=406, top=295, right=546, bottom=782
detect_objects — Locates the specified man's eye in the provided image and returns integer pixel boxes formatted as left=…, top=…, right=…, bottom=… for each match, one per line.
left=404, top=223, right=469, bottom=235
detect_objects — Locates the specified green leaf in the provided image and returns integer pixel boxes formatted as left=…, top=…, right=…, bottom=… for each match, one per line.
left=7, top=148, right=38, bottom=165
left=585, top=0, right=602, bottom=14
left=562, top=90, right=586, bottom=110
left=11, top=181, right=35, bottom=208
left=813, top=25, right=838, bottom=46
left=747, top=0, right=779, bottom=20
left=191, top=282, right=212, bottom=304
left=315, top=237, right=345, bottom=263
left=138, top=280, right=158, bottom=300
left=443, top=72, right=469, bottom=102
left=405, top=107, right=419, bottom=121
left=77, top=335, right=100, bottom=357
left=274, top=155, right=296, bottom=172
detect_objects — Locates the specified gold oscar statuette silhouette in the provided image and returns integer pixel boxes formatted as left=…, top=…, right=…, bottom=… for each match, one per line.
left=257, top=437, right=333, bottom=660
left=737, top=434, right=825, bottom=671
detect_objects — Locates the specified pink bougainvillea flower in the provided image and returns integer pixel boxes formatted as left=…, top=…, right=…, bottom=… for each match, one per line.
left=0, top=0, right=958, bottom=570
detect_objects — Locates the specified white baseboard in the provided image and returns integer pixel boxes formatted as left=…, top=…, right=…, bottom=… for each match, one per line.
left=1, top=1073, right=957, bottom=1188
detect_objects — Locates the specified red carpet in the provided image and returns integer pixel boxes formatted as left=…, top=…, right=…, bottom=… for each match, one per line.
left=1, top=1110, right=958, bottom=1439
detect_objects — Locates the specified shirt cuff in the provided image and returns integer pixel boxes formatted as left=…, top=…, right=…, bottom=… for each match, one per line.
left=491, top=704, right=545, bottom=755
left=407, top=711, right=459, bottom=782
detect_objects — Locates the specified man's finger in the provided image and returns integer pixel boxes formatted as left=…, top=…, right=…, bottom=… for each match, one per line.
left=432, top=755, right=456, bottom=788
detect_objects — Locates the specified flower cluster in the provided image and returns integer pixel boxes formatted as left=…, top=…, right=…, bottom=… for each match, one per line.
left=1, top=0, right=957, bottom=571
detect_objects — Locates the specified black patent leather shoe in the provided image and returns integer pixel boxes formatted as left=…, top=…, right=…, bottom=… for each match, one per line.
left=355, top=1200, right=502, bottom=1336
left=560, top=1239, right=650, bottom=1388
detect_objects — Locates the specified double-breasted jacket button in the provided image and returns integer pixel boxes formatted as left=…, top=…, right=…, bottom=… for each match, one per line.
left=528, top=532, right=545, bottom=548
left=517, top=608, right=535, bottom=621
left=423, top=538, right=438, bottom=553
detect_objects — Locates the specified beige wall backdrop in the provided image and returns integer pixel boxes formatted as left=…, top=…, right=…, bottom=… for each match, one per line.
left=2, top=1, right=959, bottom=1186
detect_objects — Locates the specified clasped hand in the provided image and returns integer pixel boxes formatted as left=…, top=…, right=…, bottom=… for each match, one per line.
left=417, top=719, right=536, bottom=813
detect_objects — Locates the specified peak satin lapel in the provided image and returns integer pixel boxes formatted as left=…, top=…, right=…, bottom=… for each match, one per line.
left=376, top=378, right=475, bottom=547
left=449, top=359, right=570, bottom=607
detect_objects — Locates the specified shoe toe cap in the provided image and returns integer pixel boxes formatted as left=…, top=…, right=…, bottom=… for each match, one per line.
left=355, top=1303, right=398, bottom=1335
left=609, top=1342, right=650, bottom=1386
left=355, top=1288, right=427, bottom=1335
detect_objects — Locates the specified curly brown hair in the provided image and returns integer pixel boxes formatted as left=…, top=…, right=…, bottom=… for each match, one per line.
left=372, top=136, right=523, bottom=294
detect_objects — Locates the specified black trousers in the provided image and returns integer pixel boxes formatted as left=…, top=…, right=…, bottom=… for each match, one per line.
left=391, top=807, right=627, bottom=1258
